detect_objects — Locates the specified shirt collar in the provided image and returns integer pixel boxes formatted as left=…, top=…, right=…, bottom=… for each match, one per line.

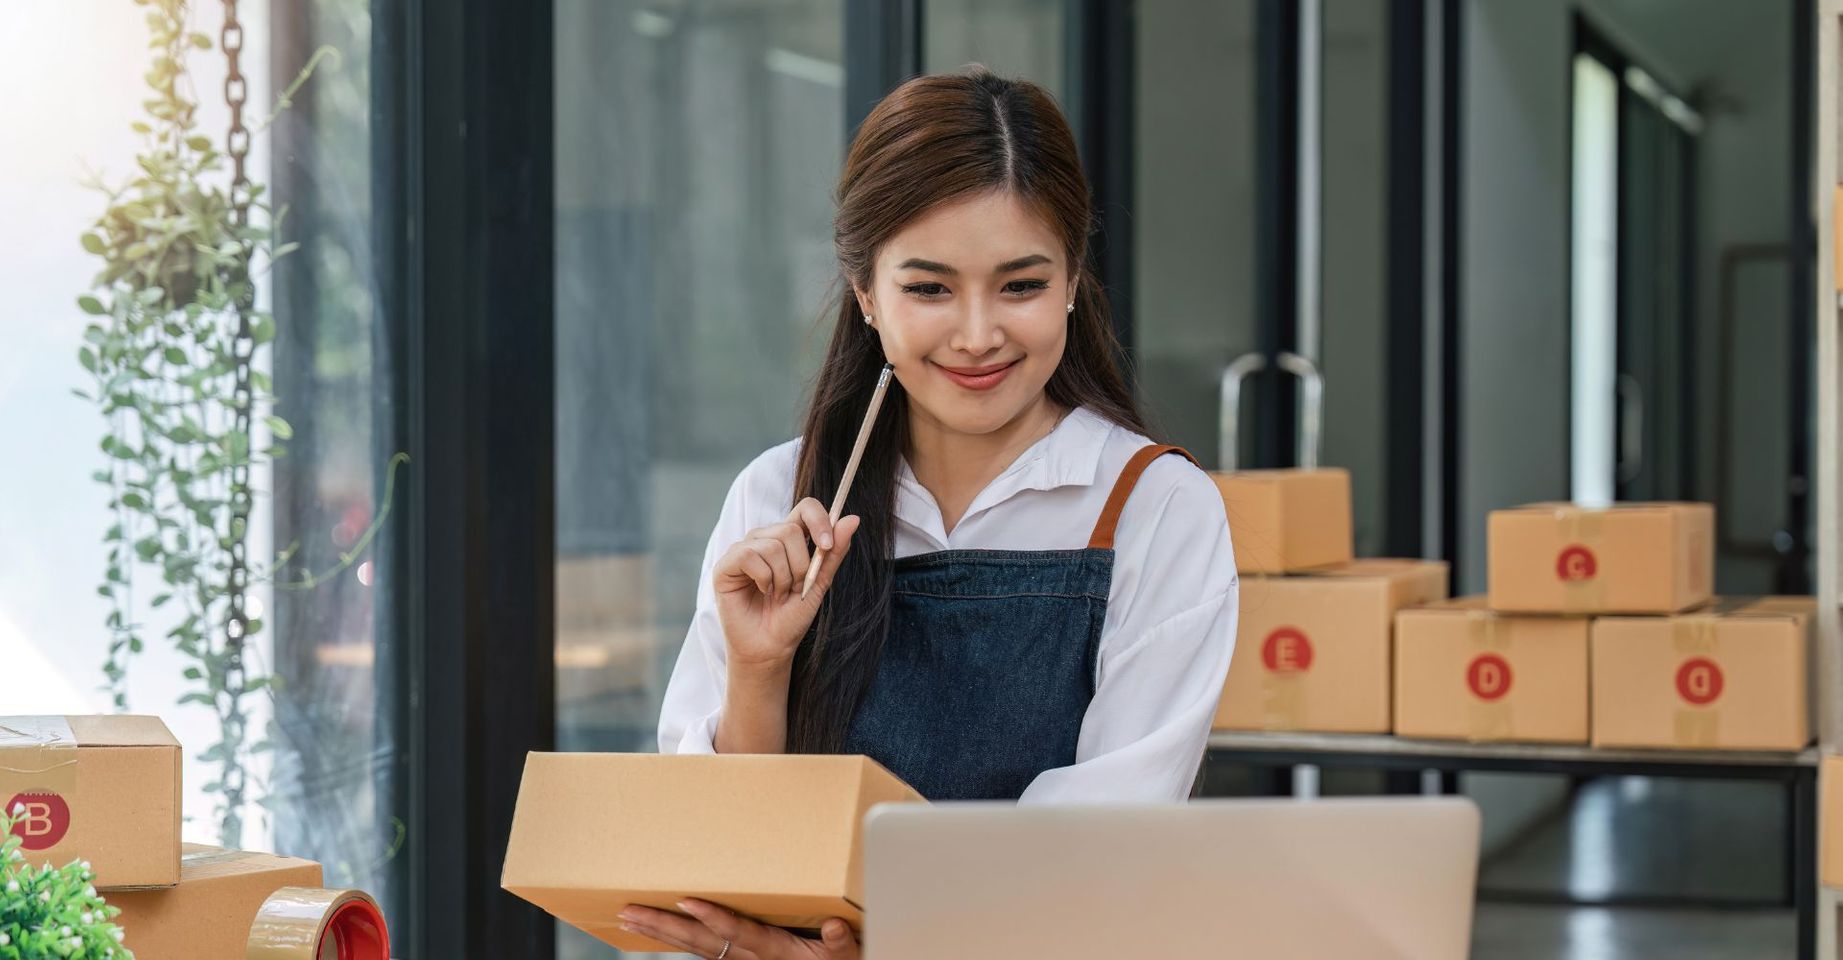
left=895, top=406, right=1116, bottom=543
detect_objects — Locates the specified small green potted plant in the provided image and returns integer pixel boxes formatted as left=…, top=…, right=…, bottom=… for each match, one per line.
left=0, top=806, right=133, bottom=960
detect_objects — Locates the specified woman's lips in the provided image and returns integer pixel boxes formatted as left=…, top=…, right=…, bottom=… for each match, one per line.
left=935, top=359, right=1019, bottom=391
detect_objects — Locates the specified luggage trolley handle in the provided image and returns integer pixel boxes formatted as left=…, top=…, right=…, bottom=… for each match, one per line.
left=1217, top=351, right=1324, bottom=472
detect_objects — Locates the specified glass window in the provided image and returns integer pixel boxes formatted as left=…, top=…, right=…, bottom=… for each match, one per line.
left=0, top=0, right=405, bottom=934
left=1132, top=0, right=1261, bottom=467
left=554, top=1, right=846, bottom=955
left=924, top=0, right=1068, bottom=105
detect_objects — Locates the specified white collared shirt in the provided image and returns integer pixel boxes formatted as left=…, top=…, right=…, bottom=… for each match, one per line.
left=656, top=406, right=1240, bottom=803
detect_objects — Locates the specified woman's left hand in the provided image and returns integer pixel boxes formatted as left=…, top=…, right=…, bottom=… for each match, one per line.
left=618, top=899, right=860, bottom=960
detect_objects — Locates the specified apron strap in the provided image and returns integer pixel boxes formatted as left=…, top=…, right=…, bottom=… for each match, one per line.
left=1087, top=444, right=1203, bottom=549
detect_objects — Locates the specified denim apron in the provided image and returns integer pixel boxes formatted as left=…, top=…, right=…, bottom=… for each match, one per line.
left=841, top=444, right=1200, bottom=800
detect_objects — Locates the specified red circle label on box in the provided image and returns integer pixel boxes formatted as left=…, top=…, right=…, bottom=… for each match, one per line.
left=6, top=792, right=71, bottom=851
left=1556, top=544, right=1598, bottom=582
left=1676, top=657, right=1724, bottom=706
left=1466, top=653, right=1513, bottom=701
left=1261, top=628, right=1314, bottom=673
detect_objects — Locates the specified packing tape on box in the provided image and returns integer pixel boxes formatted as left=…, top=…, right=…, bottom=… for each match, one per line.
left=1670, top=616, right=1721, bottom=748
left=1467, top=701, right=1513, bottom=741
left=246, top=887, right=391, bottom=960
left=183, top=846, right=254, bottom=869
left=0, top=716, right=78, bottom=796
left=1673, top=709, right=1720, bottom=748
left=1467, top=613, right=1509, bottom=651
left=1259, top=674, right=1305, bottom=730
left=1557, top=508, right=1607, bottom=613
left=1465, top=614, right=1513, bottom=741
left=1671, top=615, right=1718, bottom=655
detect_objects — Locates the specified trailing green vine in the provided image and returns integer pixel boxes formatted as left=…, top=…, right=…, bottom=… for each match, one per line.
left=73, top=0, right=364, bottom=850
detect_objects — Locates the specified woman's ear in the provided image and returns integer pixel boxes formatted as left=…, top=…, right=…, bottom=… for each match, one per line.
left=852, top=285, right=877, bottom=324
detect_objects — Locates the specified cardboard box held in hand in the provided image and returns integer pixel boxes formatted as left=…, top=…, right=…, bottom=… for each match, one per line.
left=1214, top=559, right=1449, bottom=733
left=110, top=844, right=323, bottom=960
left=0, top=715, right=180, bottom=889
left=502, top=753, right=925, bottom=954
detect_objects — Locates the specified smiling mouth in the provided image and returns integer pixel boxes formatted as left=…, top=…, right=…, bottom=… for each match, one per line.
left=934, top=359, right=1019, bottom=390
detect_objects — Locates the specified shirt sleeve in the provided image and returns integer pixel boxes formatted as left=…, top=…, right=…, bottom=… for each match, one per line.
left=656, top=442, right=798, bottom=754
left=1018, top=455, right=1239, bottom=803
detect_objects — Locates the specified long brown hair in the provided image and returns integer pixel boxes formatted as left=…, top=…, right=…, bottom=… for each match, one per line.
left=787, top=68, right=1156, bottom=753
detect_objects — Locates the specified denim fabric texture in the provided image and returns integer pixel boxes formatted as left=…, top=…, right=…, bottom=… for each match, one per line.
left=841, top=547, right=1113, bottom=800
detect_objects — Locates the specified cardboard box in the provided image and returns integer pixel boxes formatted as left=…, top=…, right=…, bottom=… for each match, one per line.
left=502, top=753, right=925, bottom=954
left=1394, top=598, right=1589, bottom=744
left=1211, top=468, right=1354, bottom=575
left=1214, top=559, right=1449, bottom=733
left=0, top=715, right=180, bottom=889
left=1487, top=502, right=1713, bottom=614
left=1823, top=754, right=1843, bottom=887
left=1591, top=597, right=1814, bottom=751
left=1834, top=186, right=1843, bottom=292
left=110, top=844, right=323, bottom=959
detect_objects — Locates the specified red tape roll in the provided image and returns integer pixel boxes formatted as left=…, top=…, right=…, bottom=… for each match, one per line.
left=246, top=886, right=391, bottom=960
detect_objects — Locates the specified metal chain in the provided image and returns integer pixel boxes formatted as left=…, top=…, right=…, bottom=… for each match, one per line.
left=219, top=0, right=253, bottom=812
left=222, top=0, right=251, bottom=226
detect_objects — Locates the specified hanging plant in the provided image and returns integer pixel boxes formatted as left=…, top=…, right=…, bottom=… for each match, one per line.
left=73, top=0, right=367, bottom=850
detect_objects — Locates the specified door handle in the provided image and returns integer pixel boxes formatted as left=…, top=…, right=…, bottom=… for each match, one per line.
left=1218, top=352, right=1268, bottom=472
left=1277, top=351, right=1324, bottom=470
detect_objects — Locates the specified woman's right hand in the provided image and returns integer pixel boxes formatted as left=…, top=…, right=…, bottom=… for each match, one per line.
left=713, top=497, right=861, bottom=671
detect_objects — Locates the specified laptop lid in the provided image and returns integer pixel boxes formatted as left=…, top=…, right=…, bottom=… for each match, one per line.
left=863, top=797, right=1479, bottom=960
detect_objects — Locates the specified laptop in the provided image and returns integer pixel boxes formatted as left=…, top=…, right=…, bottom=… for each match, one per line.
left=862, top=797, right=1479, bottom=960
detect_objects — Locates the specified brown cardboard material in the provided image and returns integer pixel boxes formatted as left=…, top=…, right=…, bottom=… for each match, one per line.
left=1211, top=468, right=1355, bottom=575
left=502, top=753, right=925, bottom=954
left=1214, top=559, right=1450, bottom=733
left=109, top=844, right=323, bottom=959
left=1823, top=754, right=1843, bottom=887
left=1834, top=186, right=1843, bottom=292
left=1394, top=597, right=1590, bottom=744
left=1591, top=597, right=1814, bottom=751
left=1487, top=502, right=1713, bottom=614
left=0, top=715, right=180, bottom=889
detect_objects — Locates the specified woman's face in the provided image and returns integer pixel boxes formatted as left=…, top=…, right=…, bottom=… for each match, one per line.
left=855, top=190, right=1075, bottom=438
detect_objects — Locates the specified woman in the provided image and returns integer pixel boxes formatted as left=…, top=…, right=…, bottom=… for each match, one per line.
left=621, top=68, right=1238, bottom=960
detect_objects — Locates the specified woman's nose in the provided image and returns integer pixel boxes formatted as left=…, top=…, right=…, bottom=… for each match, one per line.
left=949, top=299, right=1007, bottom=356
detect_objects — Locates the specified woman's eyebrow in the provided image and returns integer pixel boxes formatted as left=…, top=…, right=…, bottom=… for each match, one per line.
left=895, top=253, right=1053, bottom=275
left=896, top=257, right=957, bottom=275
left=995, top=253, right=1052, bottom=273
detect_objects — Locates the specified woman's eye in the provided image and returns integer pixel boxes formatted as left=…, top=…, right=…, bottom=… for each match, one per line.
left=902, top=282, right=947, bottom=298
left=1004, top=279, right=1050, bottom=295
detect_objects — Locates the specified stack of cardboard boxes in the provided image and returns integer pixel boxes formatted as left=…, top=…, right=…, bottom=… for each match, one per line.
left=1208, top=477, right=1814, bottom=752
left=1210, top=468, right=1451, bottom=734
left=0, top=715, right=335, bottom=958
left=1445, top=502, right=1810, bottom=751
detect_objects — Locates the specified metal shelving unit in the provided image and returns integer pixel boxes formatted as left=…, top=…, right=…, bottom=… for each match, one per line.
left=1207, top=731, right=1821, bottom=957
left=1817, top=4, right=1843, bottom=958
left=1208, top=730, right=1819, bottom=770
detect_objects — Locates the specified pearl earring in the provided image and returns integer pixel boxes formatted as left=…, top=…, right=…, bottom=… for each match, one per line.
left=863, top=314, right=873, bottom=326
left=1066, top=303, right=1074, bottom=314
